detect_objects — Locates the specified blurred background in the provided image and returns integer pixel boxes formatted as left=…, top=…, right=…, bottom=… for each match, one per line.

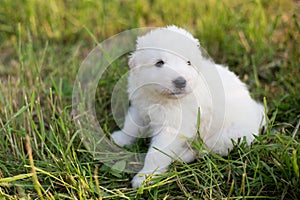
left=1, top=0, right=299, bottom=126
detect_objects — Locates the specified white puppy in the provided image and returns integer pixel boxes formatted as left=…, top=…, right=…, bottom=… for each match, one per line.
left=111, top=25, right=265, bottom=188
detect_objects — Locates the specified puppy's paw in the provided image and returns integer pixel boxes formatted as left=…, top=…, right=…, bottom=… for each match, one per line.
left=111, top=130, right=135, bottom=147
left=131, top=173, right=147, bottom=189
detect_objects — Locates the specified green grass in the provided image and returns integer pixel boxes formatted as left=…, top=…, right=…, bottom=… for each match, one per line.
left=0, top=0, right=299, bottom=199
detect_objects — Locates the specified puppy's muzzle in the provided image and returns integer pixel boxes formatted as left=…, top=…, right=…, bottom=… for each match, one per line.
left=172, top=76, right=186, bottom=89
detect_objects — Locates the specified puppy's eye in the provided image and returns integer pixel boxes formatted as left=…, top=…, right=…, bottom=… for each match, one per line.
left=155, top=60, right=165, bottom=67
left=187, top=61, right=191, bottom=65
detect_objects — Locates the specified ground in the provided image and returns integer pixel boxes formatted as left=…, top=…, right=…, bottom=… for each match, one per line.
left=0, top=0, right=299, bottom=199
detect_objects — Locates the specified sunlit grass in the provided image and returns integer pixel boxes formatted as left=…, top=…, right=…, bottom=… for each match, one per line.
left=0, top=0, right=299, bottom=199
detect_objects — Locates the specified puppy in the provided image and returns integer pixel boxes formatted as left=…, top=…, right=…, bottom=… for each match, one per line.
left=111, top=25, right=265, bottom=188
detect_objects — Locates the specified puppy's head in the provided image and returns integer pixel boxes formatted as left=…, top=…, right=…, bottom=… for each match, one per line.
left=128, top=26, right=202, bottom=99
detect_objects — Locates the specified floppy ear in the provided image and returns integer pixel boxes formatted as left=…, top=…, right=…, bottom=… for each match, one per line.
left=128, top=53, right=136, bottom=69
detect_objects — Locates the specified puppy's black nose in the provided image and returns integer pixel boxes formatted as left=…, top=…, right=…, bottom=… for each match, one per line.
left=173, top=76, right=186, bottom=89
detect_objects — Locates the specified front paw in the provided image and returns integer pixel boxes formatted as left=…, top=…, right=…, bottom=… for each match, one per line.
left=111, top=130, right=135, bottom=147
left=131, top=173, right=147, bottom=189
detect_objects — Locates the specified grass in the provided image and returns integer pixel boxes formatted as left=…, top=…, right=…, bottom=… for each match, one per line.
left=0, top=0, right=299, bottom=199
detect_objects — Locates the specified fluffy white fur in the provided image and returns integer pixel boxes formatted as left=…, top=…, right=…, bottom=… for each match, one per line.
left=111, top=25, right=265, bottom=188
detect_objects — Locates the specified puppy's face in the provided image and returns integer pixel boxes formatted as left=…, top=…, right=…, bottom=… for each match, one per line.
left=129, top=49, right=199, bottom=99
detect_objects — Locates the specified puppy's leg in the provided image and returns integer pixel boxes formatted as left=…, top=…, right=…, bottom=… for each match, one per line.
left=131, top=128, right=190, bottom=188
left=111, top=106, right=146, bottom=147
left=179, top=149, right=196, bottom=163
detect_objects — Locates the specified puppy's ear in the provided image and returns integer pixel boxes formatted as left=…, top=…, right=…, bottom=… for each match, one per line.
left=128, top=53, right=136, bottom=68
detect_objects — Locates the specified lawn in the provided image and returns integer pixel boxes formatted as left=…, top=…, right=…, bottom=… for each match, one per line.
left=0, top=0, right=299, bottom=199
